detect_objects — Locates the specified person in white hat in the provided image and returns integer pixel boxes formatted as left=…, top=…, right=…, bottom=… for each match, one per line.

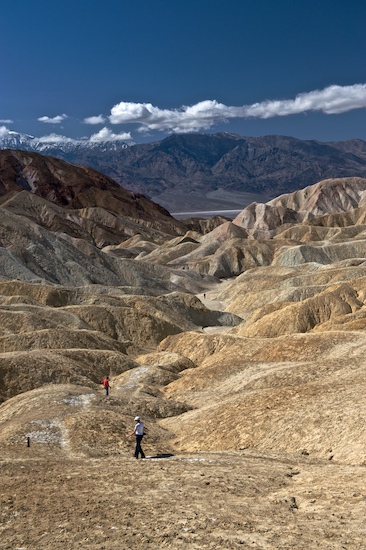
left=126, top=416, right=146, bottom=459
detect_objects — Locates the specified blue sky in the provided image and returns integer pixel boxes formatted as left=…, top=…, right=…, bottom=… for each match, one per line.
left=1, top=0, right=366, bottom=144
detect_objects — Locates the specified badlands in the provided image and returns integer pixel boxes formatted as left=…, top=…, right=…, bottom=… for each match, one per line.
left=0, top=150, right=366, bottom=549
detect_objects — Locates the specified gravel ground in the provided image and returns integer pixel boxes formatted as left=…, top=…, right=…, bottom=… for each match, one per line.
left=1, top=448, right=365, bottom=549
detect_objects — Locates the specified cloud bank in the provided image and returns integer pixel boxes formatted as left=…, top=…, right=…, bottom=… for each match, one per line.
left=89, top=127, right=132, bottom=142
left=108, top=84, right=366, bottom=133
left=37, top=129, right=132, bottom=144
left=38, top=114, right=68, bottom=124
left=37, top=133, right=77, bottom=144
left=2, top=83, right=366, bottom=143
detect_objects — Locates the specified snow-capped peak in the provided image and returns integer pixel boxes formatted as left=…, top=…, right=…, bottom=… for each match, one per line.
left=0, top=130, right=133, bottom=154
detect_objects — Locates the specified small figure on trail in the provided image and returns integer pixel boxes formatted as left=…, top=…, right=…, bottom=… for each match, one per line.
left=126, top=416, right=146, bottom=459
left=203, top=293, right=206, bottom=299
left=101, top=376, right=111, bottom=396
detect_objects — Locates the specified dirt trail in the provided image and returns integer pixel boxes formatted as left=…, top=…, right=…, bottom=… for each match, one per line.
left=197, top=279, right=235, bottom=334
left=197, top=278, right=232, bottom=312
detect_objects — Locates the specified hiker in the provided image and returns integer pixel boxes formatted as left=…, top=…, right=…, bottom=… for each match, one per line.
left=126, top=416, right=146, bottom=459
left=101, top=375, right=110, bottom=396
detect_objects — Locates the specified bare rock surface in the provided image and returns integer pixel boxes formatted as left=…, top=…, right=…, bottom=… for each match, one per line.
left=0, top=280, right=241, bottom=402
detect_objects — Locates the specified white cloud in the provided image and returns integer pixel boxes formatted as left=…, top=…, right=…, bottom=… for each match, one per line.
left=38, top=114, right=68, bottom=124
left=108, top=83, right=366, bottom=133
left=0, top=119, right=13, bottom=124
left=0, top=125, right=11, bottom=137
left=37, top=133, right=77, bottom=144
left=244, top=84, right=366, bottom=118
left=83, top=114, right=106, bottom=124
left=109, top=100, right=226, bottom=133
left=89, top=127, right=132, bottom=142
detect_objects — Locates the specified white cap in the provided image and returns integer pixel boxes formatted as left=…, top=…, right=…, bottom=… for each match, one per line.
left=134, top=416, right=140, bottom=421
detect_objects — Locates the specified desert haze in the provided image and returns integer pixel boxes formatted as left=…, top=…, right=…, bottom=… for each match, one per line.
left=0, top=150, right=366, bottom=549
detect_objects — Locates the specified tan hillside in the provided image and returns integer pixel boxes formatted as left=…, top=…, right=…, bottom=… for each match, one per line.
left=233, top=176, right=366, bottom=236
left=158, top=329, right=366, bottom=465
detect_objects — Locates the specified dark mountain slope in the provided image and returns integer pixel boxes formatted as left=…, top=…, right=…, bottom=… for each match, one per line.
left=71, top=133, right=366, bottom=197
left=0, top=149, right=184, bottom=236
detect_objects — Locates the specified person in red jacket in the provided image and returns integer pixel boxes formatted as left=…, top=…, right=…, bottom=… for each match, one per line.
left=101, top=376, right=110, bottom=396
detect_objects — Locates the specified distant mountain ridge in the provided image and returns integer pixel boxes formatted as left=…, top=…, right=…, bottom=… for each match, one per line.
left=1, top=131, right=366, bottom=212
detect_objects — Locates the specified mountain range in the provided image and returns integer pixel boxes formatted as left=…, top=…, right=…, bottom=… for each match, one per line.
left=2, top=131, right=366, bottom=213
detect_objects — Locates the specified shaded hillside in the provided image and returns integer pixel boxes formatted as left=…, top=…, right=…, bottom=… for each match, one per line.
left=0, top=149, right=184, bottom=236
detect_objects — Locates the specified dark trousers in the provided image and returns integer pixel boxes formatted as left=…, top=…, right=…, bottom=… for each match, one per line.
left=134, top=435, right=145, bottom=459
